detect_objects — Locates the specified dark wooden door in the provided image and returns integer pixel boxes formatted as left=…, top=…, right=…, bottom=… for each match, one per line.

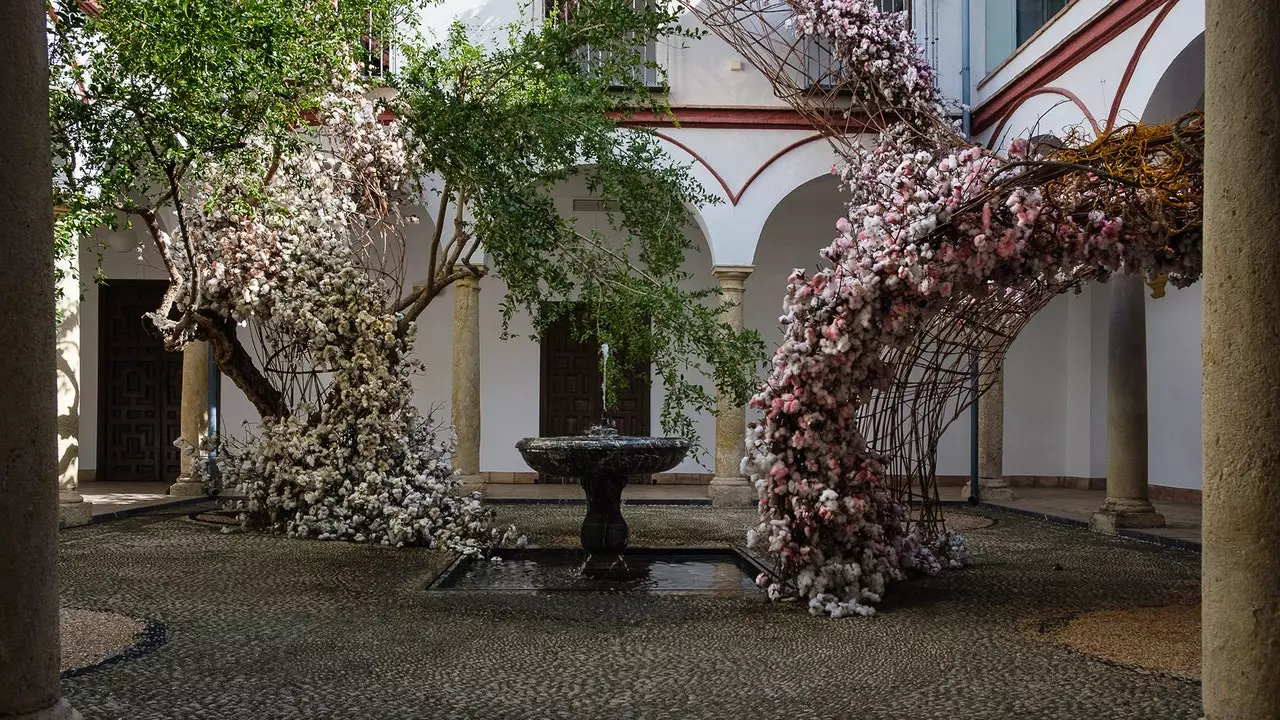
left=538, top=308, right=651, bottom=482
left=98, top=280, right=184, bottom=483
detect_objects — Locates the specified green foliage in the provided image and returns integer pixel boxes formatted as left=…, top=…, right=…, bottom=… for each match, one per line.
left=49, top=0, right=767, bottom=452
left=394, top=1, right=767, bottom=449
left=47, top=0, right=408, bottom=290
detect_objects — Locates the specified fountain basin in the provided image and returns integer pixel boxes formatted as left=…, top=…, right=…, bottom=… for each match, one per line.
left=514, top=432, right=689, bottom=479
left=515, top=426, right=689, bottom=560
left=430, top=548, right=763, bottom=594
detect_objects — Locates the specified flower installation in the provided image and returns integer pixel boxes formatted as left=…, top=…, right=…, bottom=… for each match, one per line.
left=168, top=86, right=519, bottom=553
left=732, top=0, right=1204, bottom=615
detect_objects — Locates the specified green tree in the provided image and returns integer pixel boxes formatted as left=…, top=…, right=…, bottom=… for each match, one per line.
left=49, top=0, right=411, bottom=413
left=394, top=2, right=765, bottom=444
left=50, top=0, right=765, bottom=453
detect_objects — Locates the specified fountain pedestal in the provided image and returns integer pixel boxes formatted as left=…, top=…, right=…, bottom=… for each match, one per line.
left=580, top=474, right=629, bottom=554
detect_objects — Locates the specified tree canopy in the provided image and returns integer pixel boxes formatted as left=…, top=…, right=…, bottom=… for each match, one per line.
left=49, top=0, right=765, bottom=462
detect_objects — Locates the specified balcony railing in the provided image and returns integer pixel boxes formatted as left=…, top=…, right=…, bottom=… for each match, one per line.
left=547, top=0, right=664, bottom=90
left=797, top=0, right=908, bottom=92
left=359, top=9, right=394, bottom=80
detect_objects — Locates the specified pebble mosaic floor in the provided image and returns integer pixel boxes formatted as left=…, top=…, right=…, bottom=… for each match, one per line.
left=59, top=504, right=1201, bottom=719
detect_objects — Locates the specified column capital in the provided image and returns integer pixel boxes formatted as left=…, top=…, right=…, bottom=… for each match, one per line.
left=452, top=265, right=487, bottom=290
left=712, top=264, right=754, bottom=289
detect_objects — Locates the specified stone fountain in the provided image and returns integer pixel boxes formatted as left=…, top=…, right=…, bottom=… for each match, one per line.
left=516, top=425, right=688, bottom=566
left=516, top=345, right=689, bottom=572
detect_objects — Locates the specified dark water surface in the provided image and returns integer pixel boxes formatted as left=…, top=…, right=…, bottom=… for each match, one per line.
left=434, top=549, right=761, bottom=593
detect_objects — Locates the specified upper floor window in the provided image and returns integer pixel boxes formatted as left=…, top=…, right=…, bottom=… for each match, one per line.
left=799, top=0, right=909, bottom=92
left=360, top=15, right=393, bottom=80
left=1015, top=0, right=1068, bottom=45
left=545, top=0, right=664, bottom=90
left=985, top=0, right=1068, bottom=73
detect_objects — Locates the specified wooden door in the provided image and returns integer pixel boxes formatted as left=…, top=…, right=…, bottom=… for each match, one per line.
left=98, top=280, right=184, bottom=483
left=538, top=308, right=651, bottom=482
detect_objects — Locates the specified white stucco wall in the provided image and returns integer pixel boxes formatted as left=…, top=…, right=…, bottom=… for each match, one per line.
left=1146, top=282, right=1201, bottom=489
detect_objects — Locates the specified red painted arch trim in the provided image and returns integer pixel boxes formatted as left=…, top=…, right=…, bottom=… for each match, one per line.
left=615, top=107, right=871, bottom=132
left=984, top=87, right=1101, bottom=149
left=1106, top=0, right=1180, bottom=129
left=972, top=0, right=1166, bottom=135
left=734, top=135, right=831, bottom=204
left=652, top=132, right=829, bottom=206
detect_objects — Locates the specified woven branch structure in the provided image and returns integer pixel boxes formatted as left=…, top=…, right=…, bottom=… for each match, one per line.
left=681, top=0, right=1204, bottom=614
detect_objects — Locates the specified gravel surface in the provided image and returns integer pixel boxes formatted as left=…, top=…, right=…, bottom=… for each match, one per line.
left=58, top=504, right=1200, bottom=719
left=61, top=608, right=145, bottom=673
left=1037, top=604, right=1201, bottom=679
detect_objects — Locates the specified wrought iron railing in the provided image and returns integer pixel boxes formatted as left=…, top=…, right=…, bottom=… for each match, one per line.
left=547, top=0, right=664, bottom=90
left=798, top=0, right=909, bottom=91
left=359, top=9, right=394, bottom=80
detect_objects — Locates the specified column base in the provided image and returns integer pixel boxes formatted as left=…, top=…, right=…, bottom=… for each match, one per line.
left=956, top=478, right=1014, bottom=502
left=168, top=477, right=207, bottom=497
left=1090, top=506, right=1166, bottom=533
left=9, top=699, right=82, bottom=720
left=454, top=474, right=484, bottom=494
left=59, top=500, right=93, bottom=528
left=708, top=476, right=756, bottom=507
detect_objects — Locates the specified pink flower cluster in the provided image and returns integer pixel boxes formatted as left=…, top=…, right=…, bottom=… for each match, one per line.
left=790, top=0, right=941, bottom=127
left=745, top=126, right=1201, bottom=616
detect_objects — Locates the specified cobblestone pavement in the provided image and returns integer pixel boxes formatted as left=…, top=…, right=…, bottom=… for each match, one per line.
left=59, top=505, right=1201, bottom=719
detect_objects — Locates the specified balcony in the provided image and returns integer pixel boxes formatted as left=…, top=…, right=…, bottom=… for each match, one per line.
left=797, top=0, right=909, bottom=92
left=358, top=10, right=395, bottom=80
left=546, top=0, right=665, bottom=91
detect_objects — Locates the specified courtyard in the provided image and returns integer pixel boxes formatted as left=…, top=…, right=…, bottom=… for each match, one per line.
left=59, top=504, right=1201, bottom=719
left=5, top=0, right=1280, bottom=717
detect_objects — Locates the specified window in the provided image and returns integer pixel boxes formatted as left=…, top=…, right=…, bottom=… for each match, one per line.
left=799, top=0, right=908, bottom=92
left=985, top=0, right=1068, bottom=72
left=359, top=22, right=393, bottom=80
left=1015, top=0, right=1067, bottom=46
left=545, top=0, right=664, bottom=90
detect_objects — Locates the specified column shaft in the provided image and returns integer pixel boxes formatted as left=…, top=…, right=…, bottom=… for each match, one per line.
left=0, top=0, right=79, bottom=715
left=451, top=273, right=482, bottom=483
left=963, top=367, right=1013, bottom=500
left=169, top=341, right=210, bottom=496
left=1091, top=273, right=1163, bottom=531
left=55, top=238, right=91, bottom=525
left=1203, top=0, right=1280, bottom=714
left=708, top=265, right=755, bottom=507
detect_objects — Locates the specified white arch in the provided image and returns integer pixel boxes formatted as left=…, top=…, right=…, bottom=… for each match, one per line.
left=1113, top=0, right=1204, bottom=125
left=691, top=137, right=847, bottom=267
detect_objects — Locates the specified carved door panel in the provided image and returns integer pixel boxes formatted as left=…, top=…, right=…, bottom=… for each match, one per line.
left=538, top=307, right=651, bottom=483
left=98, top=280, right=184, bottom=483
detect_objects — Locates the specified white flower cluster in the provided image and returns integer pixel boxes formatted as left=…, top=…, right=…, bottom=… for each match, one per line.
left=181, top=87, right=518, bottom=553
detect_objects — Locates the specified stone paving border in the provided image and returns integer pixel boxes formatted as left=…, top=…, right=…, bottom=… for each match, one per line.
left=981, top=502, right=1202, bottom=552
left=77, top=496, right=212, bottom=527
left=60, top=614, right=170, bottom=680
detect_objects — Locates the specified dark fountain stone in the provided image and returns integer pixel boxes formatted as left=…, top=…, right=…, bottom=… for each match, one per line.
left=515, top=425, right=689, bottom=575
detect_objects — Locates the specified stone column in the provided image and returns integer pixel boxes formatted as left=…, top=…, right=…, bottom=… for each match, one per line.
left=1202, top=0, right=1280, bottom=715
left=0, top=0, right=81, bottom=715
left=960, top=367, right=1013, bottom=500
left=708, top=265, right=755, bottom=507
left=451, top=271, right=483, bottom=487
left=1090, top=274, right=1164, bottom=531
left=168, top=341, right=210, bottom=496
left=55, top=226, right=91, bottom=526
